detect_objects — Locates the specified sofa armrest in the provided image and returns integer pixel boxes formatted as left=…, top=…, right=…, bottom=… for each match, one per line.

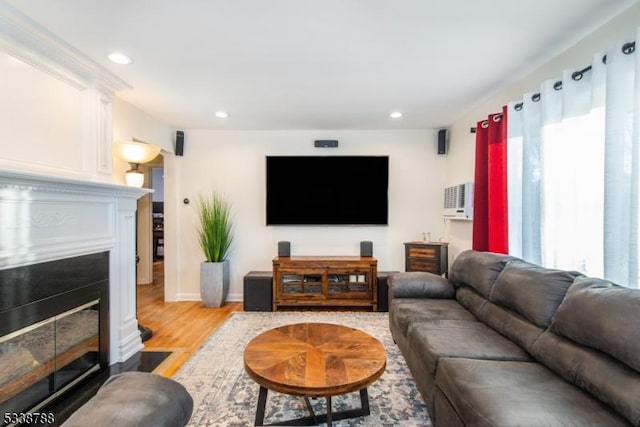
left=388, top=271, right=455, bottom=300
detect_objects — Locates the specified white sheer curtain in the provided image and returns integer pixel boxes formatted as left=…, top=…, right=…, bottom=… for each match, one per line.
left=542, top=62, right=606, bottom=276
left=507, top=94, right=543, bottom=265
left=507, top=30, right=640, bottom=287
left=604, top=34, right=640, bottom=287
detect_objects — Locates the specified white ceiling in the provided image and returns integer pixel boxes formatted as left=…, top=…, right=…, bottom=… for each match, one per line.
left=5, top=0, right=638, bottom=129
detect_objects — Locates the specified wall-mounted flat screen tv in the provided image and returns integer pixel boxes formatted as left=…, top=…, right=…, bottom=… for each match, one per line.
left=266, top=156, right=389, bottom=225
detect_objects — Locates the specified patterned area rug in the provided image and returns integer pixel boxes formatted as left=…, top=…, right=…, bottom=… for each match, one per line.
left=173, top=311, right=430, bottom=426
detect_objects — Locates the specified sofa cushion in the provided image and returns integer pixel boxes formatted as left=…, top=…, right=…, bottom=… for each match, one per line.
left=448, top=250, right=517, bottom=298
left=476, top=301, right=544, bottom=353
left=435, top=358, right=630, bottom=427
left=551, top=276, right=640, bottom=373
left=406, top=320, right=531, bottom=376
left=388, top=271, right=455, bottom=299
left=489, top=260, right=581, bottom=327
left=389, top=298, right=476, bottom=336
left=454, top=285, right=488, bottom=319
left=532, top=331, right=640, bottom=427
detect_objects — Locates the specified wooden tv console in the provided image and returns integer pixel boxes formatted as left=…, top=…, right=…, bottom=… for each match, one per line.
left=272, top=256, right=378, bottom=311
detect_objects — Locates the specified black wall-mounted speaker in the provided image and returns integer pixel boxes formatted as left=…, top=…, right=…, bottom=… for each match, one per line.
left=314, top=140, right=339, bottom=148
left=176, top=130, right=184, bottom=156
left=438, top=129, right=448, bottom=155
left=278, top=241, right=291, bottom=257
left=360, top=241, right=373, bottom=257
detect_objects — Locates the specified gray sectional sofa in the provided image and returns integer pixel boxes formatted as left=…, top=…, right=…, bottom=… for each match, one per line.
left=388, top=249, right=640, bottom=426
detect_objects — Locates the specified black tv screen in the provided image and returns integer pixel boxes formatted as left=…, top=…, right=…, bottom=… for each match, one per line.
left=266, top=156, right=389, bottom=225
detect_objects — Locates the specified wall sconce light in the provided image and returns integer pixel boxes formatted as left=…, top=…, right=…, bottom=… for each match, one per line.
left=114, top=140, right=161, bottom=188
left=124, top=163, right=145, bottom=187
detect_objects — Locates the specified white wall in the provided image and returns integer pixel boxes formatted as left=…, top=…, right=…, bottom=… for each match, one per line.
left=173, top=130, right=446, bottom=301
left=112, top=98, right=175, bottom=153
left=0, top=51, right=83, bottom=173
left=445, top=1, right=640, bottom=261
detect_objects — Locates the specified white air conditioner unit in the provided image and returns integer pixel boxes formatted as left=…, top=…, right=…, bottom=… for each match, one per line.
left=443, top=182, right=473, bottom=220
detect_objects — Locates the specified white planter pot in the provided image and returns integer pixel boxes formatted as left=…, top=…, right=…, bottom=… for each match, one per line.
left=200, top=260, right=229, bottom=307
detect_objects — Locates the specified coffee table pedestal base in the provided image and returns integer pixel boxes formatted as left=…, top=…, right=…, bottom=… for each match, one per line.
left=254, top=387, right=371, bottom=426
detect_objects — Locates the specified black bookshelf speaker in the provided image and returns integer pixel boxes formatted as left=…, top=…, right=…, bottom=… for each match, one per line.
left=438, top=129, right=448, bottom=155
left=360, top=241, right=373, bottom=257
left=278, top=241, right=291, bottom=257
left=175, top=130, right=184, bottom=156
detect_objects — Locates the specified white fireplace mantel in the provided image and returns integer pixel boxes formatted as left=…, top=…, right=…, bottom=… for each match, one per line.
left=0, top=169, right=150, bottom=364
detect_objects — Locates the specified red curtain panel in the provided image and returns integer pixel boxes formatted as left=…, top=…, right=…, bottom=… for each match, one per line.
left=473, top=120, right=490, bottom=250
left=472, top=106, right=509, bottom=253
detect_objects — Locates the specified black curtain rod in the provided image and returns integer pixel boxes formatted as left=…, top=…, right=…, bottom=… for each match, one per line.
left=470, top=41, right=636, bottom=133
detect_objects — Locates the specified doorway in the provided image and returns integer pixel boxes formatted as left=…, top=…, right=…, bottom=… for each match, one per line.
left=151, top=166, right=164, bottom=259
left=136, top=155, right=165, bottom=341
left=149, top=162, right=165, bottom=291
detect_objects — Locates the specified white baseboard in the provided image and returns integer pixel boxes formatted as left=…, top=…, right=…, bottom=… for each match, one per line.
left=176, top=292, right=243, bottom=302
left=175, top=293, right=201, bottom=301
left=227, top=293, right=242, bottom=302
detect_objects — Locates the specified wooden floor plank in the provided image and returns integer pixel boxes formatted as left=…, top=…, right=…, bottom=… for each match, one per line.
left=138, top=262, right=242, bottom=377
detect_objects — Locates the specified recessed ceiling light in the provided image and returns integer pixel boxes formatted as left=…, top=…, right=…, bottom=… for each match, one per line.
left=390, top=112, right=403, bottom=119
left=108, top=52, right=133, bottom=65
left=215, top=111, right=229, bottom=119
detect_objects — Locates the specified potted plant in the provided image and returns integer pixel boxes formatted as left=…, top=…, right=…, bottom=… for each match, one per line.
left=197, top=192, right=233, bottom=307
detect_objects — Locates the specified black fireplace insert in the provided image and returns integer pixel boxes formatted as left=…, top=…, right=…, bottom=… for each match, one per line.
left=0, top=252, right=109, bottom=423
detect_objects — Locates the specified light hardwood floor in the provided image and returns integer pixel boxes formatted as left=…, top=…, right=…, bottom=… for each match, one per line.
left=137, top=262, right=242, bottom=377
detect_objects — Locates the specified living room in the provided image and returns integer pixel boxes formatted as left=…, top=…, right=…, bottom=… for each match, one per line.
left=2, top=1, right=640, bottom=426
left=133, top=0, right=640, bottom=305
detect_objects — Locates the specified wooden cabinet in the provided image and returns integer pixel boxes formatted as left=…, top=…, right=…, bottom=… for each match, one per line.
left=272, top=256, right=377, bottom=311
left=404, top=241, right=448, bottom=276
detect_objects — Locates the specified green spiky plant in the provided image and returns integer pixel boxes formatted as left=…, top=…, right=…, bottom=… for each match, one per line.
left=197, top=192, right=233, bottom=262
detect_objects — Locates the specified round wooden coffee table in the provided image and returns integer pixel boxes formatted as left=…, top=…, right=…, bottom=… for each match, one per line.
left=244, top=322, right=386, bottom=426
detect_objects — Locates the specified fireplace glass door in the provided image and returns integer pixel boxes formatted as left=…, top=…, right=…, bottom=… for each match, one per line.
left=0, top=300, right=100, bottom=419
